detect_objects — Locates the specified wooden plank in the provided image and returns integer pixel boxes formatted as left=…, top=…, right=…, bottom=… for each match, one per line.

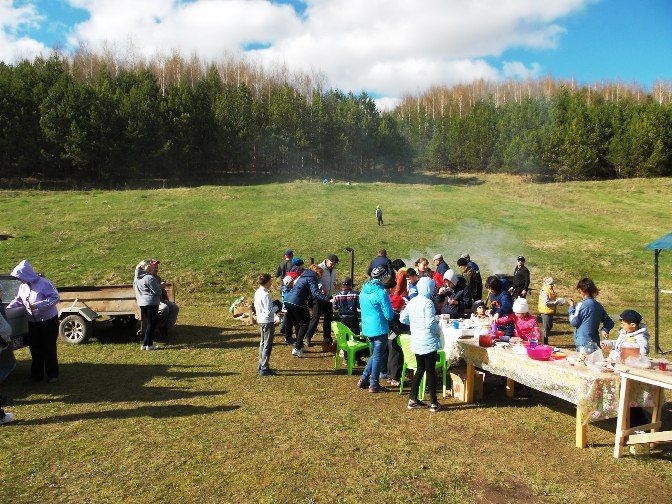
left=576, top=409, right=587, bottom=449
left=615, top=365, right=672, bottom=387
left=627, top=431, right=672, bottom=445
left=465, top=363, right=475, bottom=404
left=613, top=375, right=632, bottom=458
left=506, top=377, right=515, bottom=398
left=621, top=422, right=662, bottom=436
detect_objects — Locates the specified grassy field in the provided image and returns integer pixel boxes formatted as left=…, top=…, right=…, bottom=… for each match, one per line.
left=1, top=173, right=671, bottom=503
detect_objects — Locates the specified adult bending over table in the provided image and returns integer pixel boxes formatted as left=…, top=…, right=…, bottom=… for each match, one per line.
left=400, top=277, right=442, bottom=412
left=567, top=277, right=613, bottom=353
left=357, top=267, right=395, bottom=393
left=7, top=260, right=60, bottom=382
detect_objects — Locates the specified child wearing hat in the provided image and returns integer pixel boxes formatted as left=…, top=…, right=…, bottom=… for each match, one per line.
left=537, top=277, right=566, bottom=345
left=333, top=277, right=360, bottom=334
left=470, top=300, right=490, bottom=328
left=600, top=309, right=650, bottom=359
left=494, top=297, right=540, bottom=341
left=375, top=205, right=383, bottom=226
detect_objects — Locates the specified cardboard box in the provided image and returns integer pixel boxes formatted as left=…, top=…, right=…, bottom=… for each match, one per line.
left=450, top=369, right=484, bottom=401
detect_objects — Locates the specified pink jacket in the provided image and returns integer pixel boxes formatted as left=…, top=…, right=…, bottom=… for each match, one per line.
left=496, top=314, right=539, bottom=341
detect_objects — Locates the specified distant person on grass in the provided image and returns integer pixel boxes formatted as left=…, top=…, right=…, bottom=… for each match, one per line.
left=133, top=259, right=162, bottom=350
left=511, top=256, right=531, bottom=299
left=254, top=273, right=279, bottom=377
left=375, top=205, right=383, bottom=226
left=357, top=267, right=395, bottom=393
left=7, top=260, right=60, bottom=382
left=275, top=249, right=294, bottom=281
left=400, top=277, right=442, bottom=413
left=284, top=264, right=330, bottom=357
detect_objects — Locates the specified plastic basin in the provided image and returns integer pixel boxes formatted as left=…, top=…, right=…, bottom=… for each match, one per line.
left=526, top=345, right=554, bottom=361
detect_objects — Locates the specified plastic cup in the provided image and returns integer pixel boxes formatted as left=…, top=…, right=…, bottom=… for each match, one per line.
left=659, top=361, right=668, bottom=371
left=453, top=320, right=459, bottom=329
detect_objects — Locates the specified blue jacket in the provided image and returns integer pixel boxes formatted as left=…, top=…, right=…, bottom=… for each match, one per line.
left=437, top=276, right=470, bottom=318
left=359, top=279, right=394, bottom=337
left=399, top=277, right=441, bottom=355
left=436, top=260, right=449, bottom=276
left=333, top=289, right=359, bottom=320
left=367, top=255, right=393, bottom=276
left=285, top=270, right=330, bottom=307
left=568, top=297, right=614, bottom=347
left=490, top=290, right=514, bottom=337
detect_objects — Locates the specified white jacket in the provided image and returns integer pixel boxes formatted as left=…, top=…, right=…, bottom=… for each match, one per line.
left=318, top=261, right=337, bottom=297
left=253, top=286, right=275, bottom=324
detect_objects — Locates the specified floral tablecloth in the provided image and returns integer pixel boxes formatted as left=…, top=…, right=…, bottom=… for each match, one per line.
left=457, top=339, right=656, bottom=424
left=440, top=327, right=470, bottom=368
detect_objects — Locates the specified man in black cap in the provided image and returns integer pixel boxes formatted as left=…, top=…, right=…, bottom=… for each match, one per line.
left=275, top=249, right=294, bottom=281
left=306, top=253, right=339, bottom=345
left=511, top=256, right=530, bottom=299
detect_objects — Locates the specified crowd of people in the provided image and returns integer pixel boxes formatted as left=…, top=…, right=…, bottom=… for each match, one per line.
left=254, top=248, right=651, bottom=414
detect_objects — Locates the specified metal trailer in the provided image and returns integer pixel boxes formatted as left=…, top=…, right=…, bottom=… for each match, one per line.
left=1, top=275, right=175, bottom=345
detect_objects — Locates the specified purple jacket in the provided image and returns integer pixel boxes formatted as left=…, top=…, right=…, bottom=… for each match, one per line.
left=7, top=260, right=60, bottom=322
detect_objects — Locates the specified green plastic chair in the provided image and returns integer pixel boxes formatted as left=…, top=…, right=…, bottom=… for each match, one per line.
left=398, top=333, right=447, bottom=400
left=331, top=321, right=371, bottom=375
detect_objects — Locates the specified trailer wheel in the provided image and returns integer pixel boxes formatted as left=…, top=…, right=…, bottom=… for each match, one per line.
left=60, top=314, right=91, bottom=344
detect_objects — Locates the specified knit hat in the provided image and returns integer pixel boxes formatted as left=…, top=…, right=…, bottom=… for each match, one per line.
left=443, top=269, right=459, bottom=286
left=543, top=276, right=554, bottom=285
left=472, top=300, right=485, bottom=311
left=512, top=297, right=529, bottom=313
left=371, top=266, right=387, bottom=279
left=460, top=253, right=470, bottom=260
left=619, top=310, right=642, bottom=325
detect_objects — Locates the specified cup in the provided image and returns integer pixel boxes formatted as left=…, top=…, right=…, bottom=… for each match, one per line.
left=659, top=361, right=668, bottom=371
left=453, top=320, right=459, bottom=329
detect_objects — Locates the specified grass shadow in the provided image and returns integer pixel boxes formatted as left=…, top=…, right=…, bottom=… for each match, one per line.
left=12, top=404, right=240, bottom=426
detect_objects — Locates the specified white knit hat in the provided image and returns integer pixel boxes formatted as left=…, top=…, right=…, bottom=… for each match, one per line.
left=512, top=297, right=529, bottom=313
left=443, top=269, right=459, bottom=286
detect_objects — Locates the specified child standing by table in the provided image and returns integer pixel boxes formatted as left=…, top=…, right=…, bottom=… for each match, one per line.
left=537, top=276, right=565, bottom=345
left=567, top=278, right=614, bottom=353
left=494, top=297, right=540, bottom=341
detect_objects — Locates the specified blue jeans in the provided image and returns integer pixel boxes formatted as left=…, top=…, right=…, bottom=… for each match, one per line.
left=360, top=335, right=386, bottom=387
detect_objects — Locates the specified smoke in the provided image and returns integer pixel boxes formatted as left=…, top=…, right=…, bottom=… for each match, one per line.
left=400, top=219, right=520, bottom=276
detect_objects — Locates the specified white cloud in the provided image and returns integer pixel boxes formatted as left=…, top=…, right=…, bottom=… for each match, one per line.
left=374, top=96, right=401, bottom=112
left=1, top=0, right=592, bottom=98
left=0, top=0, right=48, bottom=61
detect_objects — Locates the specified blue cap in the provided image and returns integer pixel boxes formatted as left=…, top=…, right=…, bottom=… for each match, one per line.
left=292, top=257, right=304, bottom=266
left=285, top=249, right=293, bottom=257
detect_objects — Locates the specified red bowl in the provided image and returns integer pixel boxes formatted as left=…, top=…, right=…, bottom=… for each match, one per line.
left=526, top=345, right=554, bottom=361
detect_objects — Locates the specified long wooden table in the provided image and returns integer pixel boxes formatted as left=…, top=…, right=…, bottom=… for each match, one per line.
left=458, top=340, right=656, bottom=448
left=613, top=364, right=672, bottom=457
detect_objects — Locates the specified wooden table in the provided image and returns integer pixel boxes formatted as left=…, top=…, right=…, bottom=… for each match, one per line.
left=458, top=340, right=656, bottom=448
left=613, top=364, right=672, bottom=458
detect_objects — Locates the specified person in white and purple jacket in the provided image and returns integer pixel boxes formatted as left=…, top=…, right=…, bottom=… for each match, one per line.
left=7, top=260, right=60, bottom=383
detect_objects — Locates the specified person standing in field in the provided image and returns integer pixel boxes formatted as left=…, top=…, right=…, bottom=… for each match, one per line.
left=375, top=205, right=384, bottom=226
left=254, top=273, right=278, bottom=376
left=537, top=276, right=565, bottom=345
left=511, top=256, right=531, bottom=299
left=567, top=277, right=614, bottom=353
left=275, top=249, right=294, bottom=281
left=7, top=260, right=60, bottom=382
left=133, top=259, right=162, bottom=350
left=357, top=267, right=395, bottom=393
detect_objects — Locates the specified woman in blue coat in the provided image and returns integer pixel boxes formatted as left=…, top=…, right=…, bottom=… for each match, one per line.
left=357, top=267, right=395, bottom=393
left=567, top=278, right=614, bottom=352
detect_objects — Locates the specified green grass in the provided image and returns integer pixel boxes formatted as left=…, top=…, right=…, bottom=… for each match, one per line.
left=1, top=174, right=671, bottom=503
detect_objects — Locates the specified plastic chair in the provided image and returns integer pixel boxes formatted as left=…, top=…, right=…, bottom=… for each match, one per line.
left=398, top=334, right=447, bottom=400
left=331, top=321, right=371, bottom=375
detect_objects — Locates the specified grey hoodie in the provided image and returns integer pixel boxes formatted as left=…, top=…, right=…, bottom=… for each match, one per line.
left=133, top=267, right=162, bottom=307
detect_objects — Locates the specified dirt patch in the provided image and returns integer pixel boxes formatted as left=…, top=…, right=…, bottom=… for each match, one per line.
left=472, top=479, right=541, bottom=504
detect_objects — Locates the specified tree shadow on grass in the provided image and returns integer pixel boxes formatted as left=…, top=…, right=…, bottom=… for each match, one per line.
left=4, top=362, right=236, bottom=407
left=12, top=403, right=240, bottom=427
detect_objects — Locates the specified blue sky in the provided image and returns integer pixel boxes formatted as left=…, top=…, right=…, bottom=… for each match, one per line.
left=2, top=0, right=671, bottom=102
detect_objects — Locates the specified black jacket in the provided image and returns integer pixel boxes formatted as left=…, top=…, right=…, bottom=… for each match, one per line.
left=512, top=265, right=530, bottom=294
left=437, top=276, right=471, bottom=318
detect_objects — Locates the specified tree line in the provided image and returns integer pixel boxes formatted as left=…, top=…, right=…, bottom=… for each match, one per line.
left=1, top=51, right=671, bottom=183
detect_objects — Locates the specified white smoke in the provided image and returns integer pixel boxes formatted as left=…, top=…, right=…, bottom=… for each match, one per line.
left=401, top=219, right=521, bottom=277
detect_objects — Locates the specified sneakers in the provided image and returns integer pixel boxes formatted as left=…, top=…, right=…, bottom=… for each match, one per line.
left=259, top=369, right=277, bottom=377
left=0, top=412, right=14, bottom=425
left=369, top=384, right=385, bottom=393
left=357, top=378, right=370, bottom=389
left=388, top=379, right=401, bottom=387
left=407, top=400, right=427, bottom=410
left=291, top=348, right=305, bottom=357
left=141, top=345, right=158, bottom=351
left=430, top=403, right=441, bottom=413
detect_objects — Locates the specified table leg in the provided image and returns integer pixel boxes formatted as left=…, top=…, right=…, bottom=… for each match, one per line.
left=576, top=409, right=587, bottom=449
left=650, top=386, right=663, bottom=448
left=465, top=363, right=475, bottom=403
left=613, top=375, right=632, bottom=458
left=506, top=377, right=515, bottom=398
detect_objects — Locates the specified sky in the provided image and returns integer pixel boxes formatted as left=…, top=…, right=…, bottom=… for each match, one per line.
left=1, top=0, right=671, bottom=109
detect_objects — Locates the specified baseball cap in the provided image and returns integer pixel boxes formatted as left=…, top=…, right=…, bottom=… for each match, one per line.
left=371, top=266, right=386, bottom=279
left=341, top=277, right=353, bottom=286
left=432, top=254, right=442, bottom=261
left=284, top=249, right=293, bottom=257
left=292, top=257, right=304, bottom=266
left=517, top=256, right=525, bottom=262
left=619, top=310, right=642, bottom=325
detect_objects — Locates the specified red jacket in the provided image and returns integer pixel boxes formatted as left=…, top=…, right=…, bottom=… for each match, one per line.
left=496, top=314, right=539, bottom=340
